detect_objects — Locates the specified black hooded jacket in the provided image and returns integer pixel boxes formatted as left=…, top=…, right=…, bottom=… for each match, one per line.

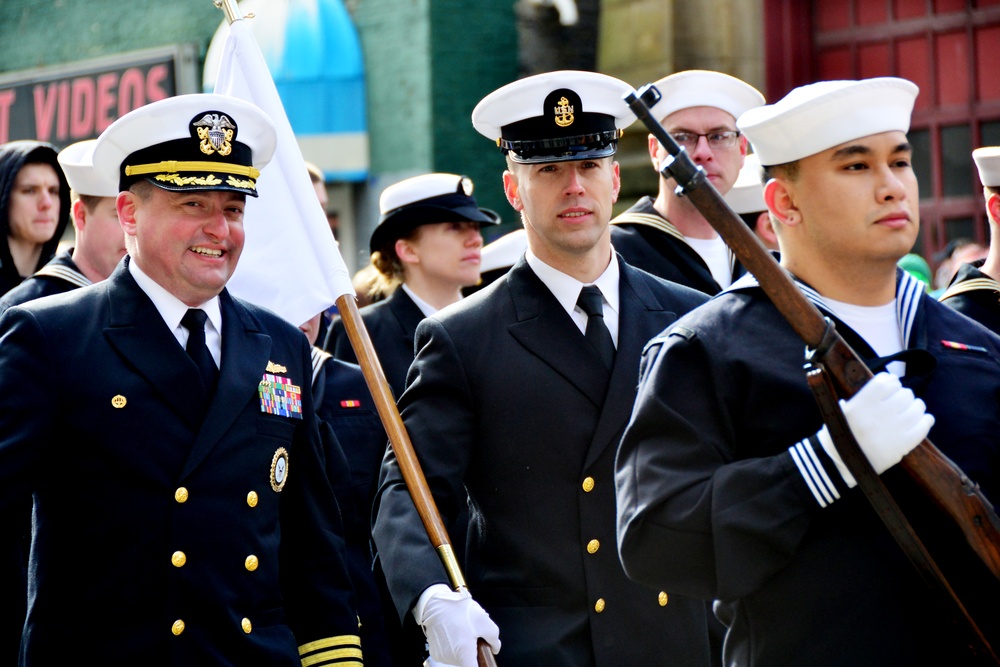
left=0, top=141, right=71, bottom=296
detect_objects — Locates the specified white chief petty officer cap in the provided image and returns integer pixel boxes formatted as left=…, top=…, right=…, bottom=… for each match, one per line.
left=472, top=70, right=636, bottom=164
left=724, top=152, right=766, bottom=215
left=972, top=147, right=1000, bottom=188
left=92, top=93, right=276, bottom=197
left=57, top=140, right=119, bottom=198
left=737, top=77, right=919, bottom=167
left=647, top=70, right=764, bottom=122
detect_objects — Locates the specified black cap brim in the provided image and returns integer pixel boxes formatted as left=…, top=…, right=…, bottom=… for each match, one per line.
left=369, top=204, right=500, bottom=255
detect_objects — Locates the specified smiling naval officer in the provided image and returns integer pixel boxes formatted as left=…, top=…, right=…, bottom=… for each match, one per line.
left=371, top=70, right=712, bottom=667
left=0, top=93, right=363, bottom=666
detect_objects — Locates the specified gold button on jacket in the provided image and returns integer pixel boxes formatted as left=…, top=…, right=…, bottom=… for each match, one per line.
left=171, top=551, right=186, bottom=568
left=174, top=487, right=188, bottom=503
left=658, top=591, right=669, bottom=606
left=586, top=539, right=600, bottom=554
left=582, top=476, right=595, bottom=492
left=246, top=490, right=258, bottom=507
left=241, top=617, right=252, bottom=634
left=245, top=555, right=259, bottom=572
left=594, top=598, right=606, bottom=613
left=171, top=620, right=185, bottom=636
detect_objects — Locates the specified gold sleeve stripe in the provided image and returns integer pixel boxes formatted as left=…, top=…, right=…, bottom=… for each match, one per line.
left=300, top=648, right=363, bottom=666
left=125, top=160, right=260, bottom=180
left=299, top=634, right=363, bottom=666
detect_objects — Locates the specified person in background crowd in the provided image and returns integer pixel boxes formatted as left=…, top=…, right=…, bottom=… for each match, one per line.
left=0, top=139, right=125, bottom=313
left=930, top=237, right=987, bottom=298
left=0, top=140, right=71, bottom=296
left=0, top=93, right=364, bottom=665
left=938, top=146, right=1000, bottom=333
left=323, top=173, right=499, bottom=399
left=0, top=139, right=126, bottom=663
left=351, top=262, right=383, bottom=308
left=610, top=70, right=764, bottom=293
left=304, top=160, right=340, bottom=343
left=300, top=311, right=395, bottom=667
left=617, top=76, right=1000, bottom=666
left=373, top=70, right=713, bottom=667
left=724, top=152, right=777, bottom=251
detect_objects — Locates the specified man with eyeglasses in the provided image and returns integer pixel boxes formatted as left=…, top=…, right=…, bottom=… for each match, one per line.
left=610, top=70, right=764, bottom=294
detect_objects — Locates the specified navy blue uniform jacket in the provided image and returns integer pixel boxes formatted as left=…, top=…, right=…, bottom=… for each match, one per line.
left=0, top=260, right=361, bottom=666
left=373, top=257, right=714, bottom=667
left=617, top=272, right=1000, bottom=666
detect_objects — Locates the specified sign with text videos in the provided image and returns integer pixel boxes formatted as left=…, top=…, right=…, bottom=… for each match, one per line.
left=0, top=44, right=200, bottom=147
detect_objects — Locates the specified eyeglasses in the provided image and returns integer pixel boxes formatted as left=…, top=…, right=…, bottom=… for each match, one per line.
left=669, top=130, right=741, bottom=151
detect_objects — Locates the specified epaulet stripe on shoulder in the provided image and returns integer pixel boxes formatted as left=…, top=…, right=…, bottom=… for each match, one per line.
left=32, top=264, right=91, bottom=288
left=299, top=634, right=363, bottom=666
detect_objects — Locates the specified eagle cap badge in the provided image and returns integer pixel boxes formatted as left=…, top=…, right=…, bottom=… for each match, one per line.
left=191, top=112, right=236, bottom=157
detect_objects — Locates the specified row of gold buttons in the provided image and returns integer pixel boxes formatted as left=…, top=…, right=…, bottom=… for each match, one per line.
left=171, top=618, right=254, bottom=636
left=170, top=487, right=261, bottom=637
left=175, top=487, right=260, bottom=507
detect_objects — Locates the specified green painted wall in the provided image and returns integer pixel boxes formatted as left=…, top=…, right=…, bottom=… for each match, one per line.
left=353, top=0, right=518, bottom=233
left=429, top=0, right=518, bottom=223
left=0, top=0, right=220, bottom=72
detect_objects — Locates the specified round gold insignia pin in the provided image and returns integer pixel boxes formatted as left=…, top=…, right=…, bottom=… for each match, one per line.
left=270, top=447, right=289, bottom=492
left=111, top=395, right=127, bottom=409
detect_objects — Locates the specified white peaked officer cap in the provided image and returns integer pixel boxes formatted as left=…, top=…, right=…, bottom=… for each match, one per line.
left=737, top=77, right=919, bottom=166
left=92, top=93, right=276, bottom=197
left=57, top=140, right=119, bottom=198
left=472, top=70, right=636, bottom=163
left=647, top=70, right=765, bottom=122
left=972, top=147, right=1000, bottom=188
left=724, top=153, right=766, bottom=215
left=370, top=173, right=500, bottom=254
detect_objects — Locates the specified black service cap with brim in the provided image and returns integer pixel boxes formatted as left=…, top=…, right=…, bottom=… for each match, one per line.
left=472, top=70, right=636, bottom=164
left=92, top=93, right=276, bottom=198
left=369, top=173, right=500, bottom=255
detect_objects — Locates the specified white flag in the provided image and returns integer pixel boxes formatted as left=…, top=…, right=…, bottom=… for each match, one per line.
left=213, top=18, right=354, bottom=328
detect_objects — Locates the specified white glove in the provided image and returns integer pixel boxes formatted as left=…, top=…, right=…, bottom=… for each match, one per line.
left=424, top=659, right=461, bottom=667
left=816, top=372, right=934, bottom=487
left=413, top=584, right=501, bottom=667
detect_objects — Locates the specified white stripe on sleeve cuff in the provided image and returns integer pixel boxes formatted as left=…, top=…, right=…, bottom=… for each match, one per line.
left=790, top=439, right=841, bottom=507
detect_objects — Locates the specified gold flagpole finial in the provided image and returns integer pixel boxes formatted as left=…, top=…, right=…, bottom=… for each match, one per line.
left=213, top=0, right=244, bottom=25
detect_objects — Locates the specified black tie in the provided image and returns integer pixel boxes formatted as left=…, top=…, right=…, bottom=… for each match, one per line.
left=181, top=308, right=218, bottom=395
left=577, top=285, right=615, bottom=369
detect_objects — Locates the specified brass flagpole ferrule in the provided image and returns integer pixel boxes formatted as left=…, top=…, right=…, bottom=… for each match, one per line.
left=213, top=0, right=244, bottom=24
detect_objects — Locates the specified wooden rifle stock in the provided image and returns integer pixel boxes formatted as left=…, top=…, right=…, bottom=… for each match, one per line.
left=335, top=295, right=498, bottom=667
left=622, top=86, right=1000, bottom=580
